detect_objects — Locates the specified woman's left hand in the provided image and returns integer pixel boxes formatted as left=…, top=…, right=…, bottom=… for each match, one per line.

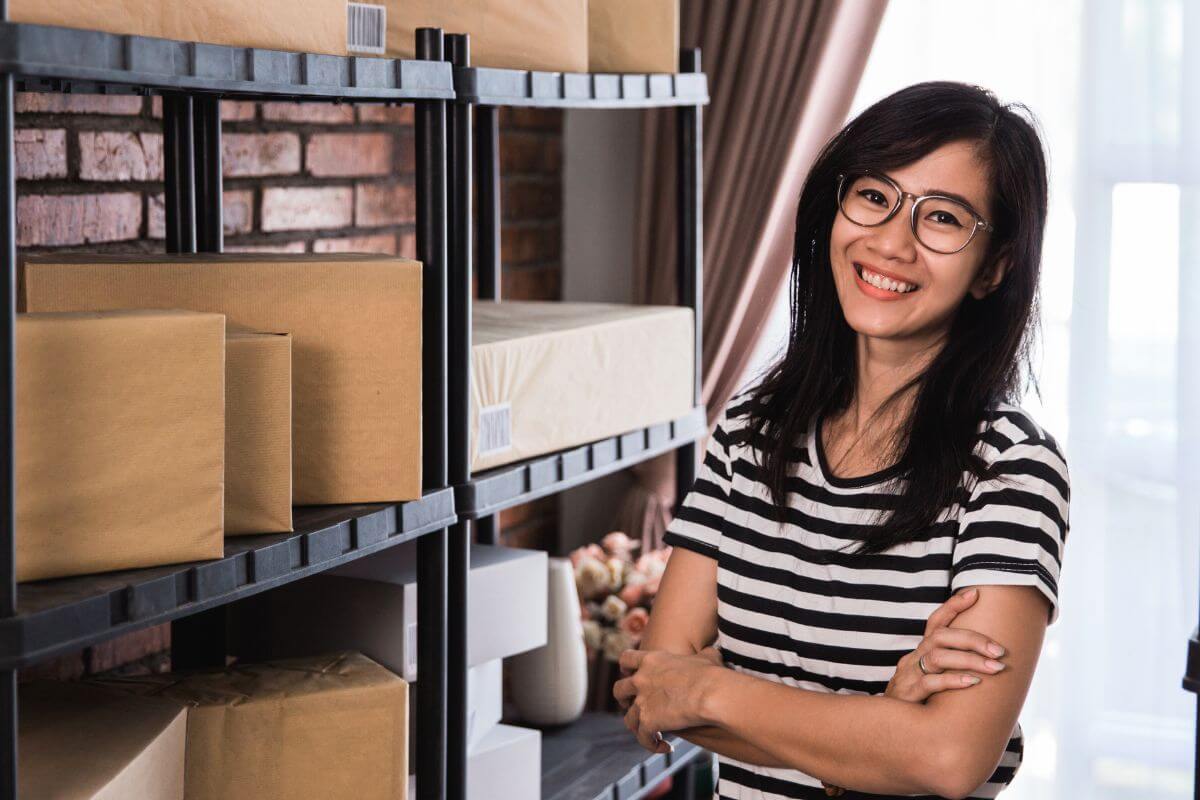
left=613, top=646, right=724, bottom=752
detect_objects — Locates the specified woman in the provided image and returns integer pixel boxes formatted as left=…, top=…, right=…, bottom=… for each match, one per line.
left=613, top=81, right=1068, bottom=800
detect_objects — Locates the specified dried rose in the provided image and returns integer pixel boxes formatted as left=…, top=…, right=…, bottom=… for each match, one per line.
left=619, top=606, right=650, bottom=638
left=569, top=543, right=606, bottom=569
left=600, top=593, right=628, bottom=622
left=636, top=551, right=668, bottom=578
left=575, top=555, right=612, bottom=600
left=581, top=619, right=605, bottom=651
left=606, top=557, right=628, bottom=590
left=602, top=628, right=636, bottom=662
left=618, top=581, right=646, bottom=607
left=642, top=574, right=662, bottom=599
left=601, top=531, right=640, bottom=558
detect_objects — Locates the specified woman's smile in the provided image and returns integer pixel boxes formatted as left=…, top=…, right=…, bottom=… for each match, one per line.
left=853, top=261, right=919, bottom=299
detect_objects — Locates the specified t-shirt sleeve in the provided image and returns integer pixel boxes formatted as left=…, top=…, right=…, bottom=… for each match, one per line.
left=950, top=435, right=1070, bottom=625
left=662, top=404, right=735, bottom=561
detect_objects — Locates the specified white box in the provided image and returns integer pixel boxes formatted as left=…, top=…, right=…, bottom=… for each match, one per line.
left=468, top=659, right=504, bottom=753
left=468, top=724, right=541, bottom=800
left=231, top=541, right=548, bottom=681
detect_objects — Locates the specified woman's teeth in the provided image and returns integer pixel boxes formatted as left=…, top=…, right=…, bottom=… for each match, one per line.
left=857, top=264, right=916, bottom=294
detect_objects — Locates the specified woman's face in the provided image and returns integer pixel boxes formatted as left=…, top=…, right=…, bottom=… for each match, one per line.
left=829, top=140, right=1004, bottom=348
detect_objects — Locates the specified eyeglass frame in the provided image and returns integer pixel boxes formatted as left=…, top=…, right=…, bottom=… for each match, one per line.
left=834, top=169, right=996, bottom=255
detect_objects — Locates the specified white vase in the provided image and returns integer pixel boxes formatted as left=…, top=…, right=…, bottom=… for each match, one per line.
left=506, top=557, right=588, bottom=726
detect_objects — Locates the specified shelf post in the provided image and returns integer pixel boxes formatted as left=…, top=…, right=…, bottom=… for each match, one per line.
left=162, top=93, right=197, bottom=254
left=0, top=59, right=17, bottom=800
left=416, top=25, right=450, bottom=800
left=676, top=47, right=704, bottom=505
left=472, top=100, right=500, bottom=547
left=193, top=95, right=223, bottom=253
left=445, top=30, right=473, bottom=800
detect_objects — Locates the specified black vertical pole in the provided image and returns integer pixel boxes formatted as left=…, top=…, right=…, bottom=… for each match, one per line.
left=444, top=31, right=472, bottom=800
left=472, top=104, right=500, bottom=547
left=162, top=93, right=196, bottom=255
left=416, top=26, right=449, bottom=800
left=193, top=95, right=223, bottom=253
left=0, top=59, right=18, bottom=800
left=675, top=48, right=703, bottom=506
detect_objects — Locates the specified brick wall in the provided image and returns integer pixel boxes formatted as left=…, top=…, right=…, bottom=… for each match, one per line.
left=14, top=91, right=564, bottom=677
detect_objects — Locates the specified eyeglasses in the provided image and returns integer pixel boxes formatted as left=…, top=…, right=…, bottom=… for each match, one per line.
left=835, top=169, right=995, bottom=254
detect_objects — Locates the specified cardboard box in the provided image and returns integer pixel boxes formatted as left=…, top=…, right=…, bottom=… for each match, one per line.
left=226, top=330, right=293, bottom=535
left=471, top=300, right=694, bottom=472
left=229, top=541, right=547, bottom=680
left=467, top=724, right=541, bottom=800
left=21, top=253, right=422, bottom=505
left=17, top=310, right=225, bottom=582
left=8, top=0, right=356, bottom=57
left=383, top=0, right=588, bottom=73
left=91, top=652, right=409, bottom=800
left=20, top=680, right=186, bottom=800
left=589, top=0, right=679, bottom=74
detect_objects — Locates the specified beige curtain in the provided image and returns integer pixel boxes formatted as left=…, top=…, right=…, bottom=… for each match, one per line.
left=614, top=0, right=889, bottom=551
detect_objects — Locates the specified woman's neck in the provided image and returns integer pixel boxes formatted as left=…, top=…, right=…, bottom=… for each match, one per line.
left=839, top=333, right=944, bottom=438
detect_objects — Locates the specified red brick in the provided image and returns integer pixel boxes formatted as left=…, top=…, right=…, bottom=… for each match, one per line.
left=262, top=102, right=354, bottom=124
left=306, top=133, right=393, bottom=177
left=501, top=224, right=560, bottom=265
left=500, top=132, right=556, bottom=174
left=147, top=189, right=255, bottom=240
left=500, top=106, right=563, bottom=131
left=262, top=186, right=353, bottom=231
left=15, top=129, right=67, bottom=180
left=18, top=192, right=141, bottom=246
left=87, top=624, right=170, bottom=674
left=313, top=233, right=397, bottom=254
left=357, top=104, right=415, bottom=124
left=17, top=93, right=143, bottom=115
left=226, top=241, right=307, bottom=253
left=355, top=181, right=415, bottom=228
left=499, top=496, right=557, bottom=529
left=223, top=132, right=300, bottom=177
left=502, top=178, right=560, bottom=221
left=79, top=131, right=163, bottom=181
left=503, top=264, right=560, bottom=300
left=397, top=131, right=415, bottom=173
left=221, top=100, right=257, bottom=121
left=397, top=230, right=417, bottom=259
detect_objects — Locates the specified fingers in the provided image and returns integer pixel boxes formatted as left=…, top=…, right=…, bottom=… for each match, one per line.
left=928, top=626, right=1006, bottom=659
left=923, top=587, right=978, bottom=637
left=919, top=671, right=985, bottom=695
left=613, top=677, right=636, bottom=710
left=920, top=646, right=1007, bottom=676
left=618, top=649, right=644, bottom=675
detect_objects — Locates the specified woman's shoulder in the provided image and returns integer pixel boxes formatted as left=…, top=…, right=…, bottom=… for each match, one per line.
left=977, top=402, right=1068, bottom=475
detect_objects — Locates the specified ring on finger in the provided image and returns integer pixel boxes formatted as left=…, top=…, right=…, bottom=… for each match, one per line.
left=918, top=654, right=936, bottom=675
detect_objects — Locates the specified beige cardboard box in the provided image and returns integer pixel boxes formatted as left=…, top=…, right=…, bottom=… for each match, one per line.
left=471, top=300, right=694, bottom=472
left=91, top=652, right=409, bottom=800
left=20, top=681, right=187, bottom=800
left=8, top=0, right=350, bottom=57
left=589, top=0, right=679, bottom=73
left=383, top=0, right=588, bottom=73
left=17, top=310, right=225, bottom=582
left=21, top=253, right=422, bottom=505
left=226, top=330, right=293, bottom=535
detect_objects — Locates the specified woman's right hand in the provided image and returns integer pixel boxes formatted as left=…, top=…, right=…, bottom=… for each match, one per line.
left=885, top=586, right=1009, bottom=703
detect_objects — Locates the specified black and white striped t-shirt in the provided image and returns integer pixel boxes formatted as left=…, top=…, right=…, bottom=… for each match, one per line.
left=663, top=394, right=1070, bottom=800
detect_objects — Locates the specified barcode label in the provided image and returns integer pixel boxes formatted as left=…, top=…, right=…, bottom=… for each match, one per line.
left=347, top=3, right=386, bottom=55
left=478, top=403, right=513, bottom=456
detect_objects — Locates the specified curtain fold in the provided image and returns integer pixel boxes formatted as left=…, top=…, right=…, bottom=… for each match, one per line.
left=614, top=0, right=889, bottom=551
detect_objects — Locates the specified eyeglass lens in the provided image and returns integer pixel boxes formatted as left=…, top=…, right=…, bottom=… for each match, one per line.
left=839, top=172, right=977, bottom=253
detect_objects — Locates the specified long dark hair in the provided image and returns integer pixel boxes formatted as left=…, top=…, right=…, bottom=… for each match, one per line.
left=745, top=81, right=1049, bottom=556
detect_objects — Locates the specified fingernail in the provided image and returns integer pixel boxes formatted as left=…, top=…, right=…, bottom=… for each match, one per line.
left=986, top=659, right=1005, bottom=671
left=987, top=643, right=1005, bottom=657
left=966, top=588, right=978, bottom=599
left=962, top=675, right=981, bottom=685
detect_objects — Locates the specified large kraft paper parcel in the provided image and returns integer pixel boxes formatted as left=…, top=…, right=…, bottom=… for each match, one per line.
left=588, top=0, right=680, bottom=74
left=226, top=330, right=292, bottom=534
left=20, top=680, right=186, bottom=800
left=383, top=0, right=588, bottom=72
left=16, top=310, right=225, bottom=582
left=8, top=0, right=347, bottom=56
left=470, top=300, right=694, bottom=472
left=20, top=253, right=422, bottom=505
left=89, top=652, right=409, bottom=800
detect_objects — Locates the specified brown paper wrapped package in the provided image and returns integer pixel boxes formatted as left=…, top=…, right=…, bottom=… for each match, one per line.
left=589, top=0, right=680, bottom=74
left=20, top=253, right=422, bottom=505
left=20, top=680, right=186, bottom=800
left=16, top=310, right=225, bottom=582
left=8, top=0, right=348, bottom=57
left=382, top=0, right=588, bottom=72
left=226, top=330, right=293, bottom=535
left=90, top=652, right=409, bottom=800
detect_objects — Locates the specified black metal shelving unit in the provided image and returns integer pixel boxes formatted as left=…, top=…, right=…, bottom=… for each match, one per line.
left=443, top=37, right=711, bottom=800
left=0, top=19, right=458, bottom=800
